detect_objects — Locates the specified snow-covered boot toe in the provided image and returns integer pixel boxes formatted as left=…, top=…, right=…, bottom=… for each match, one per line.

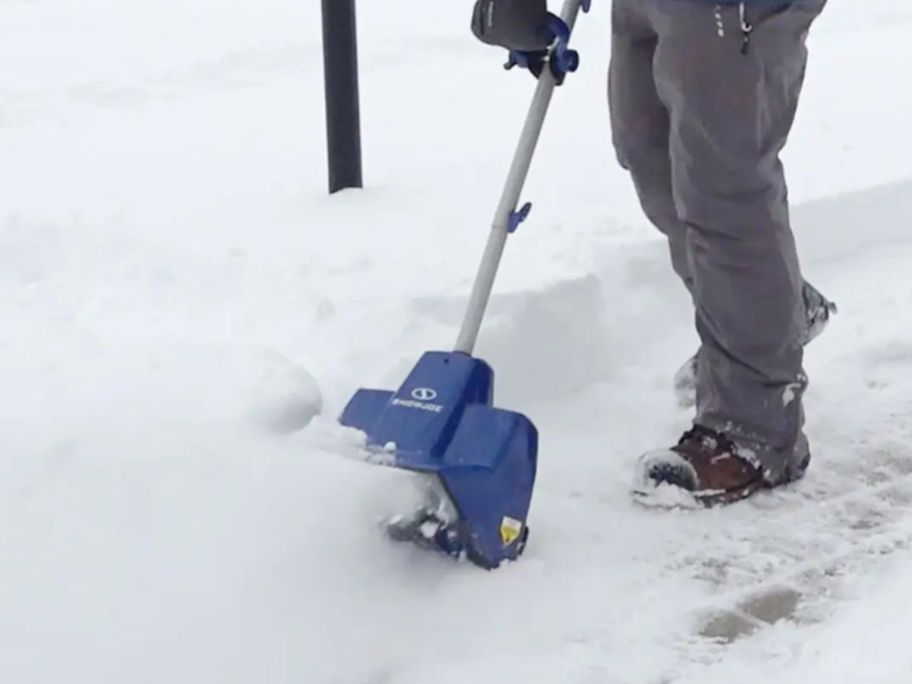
left=633, top=426, right=767, bottom=507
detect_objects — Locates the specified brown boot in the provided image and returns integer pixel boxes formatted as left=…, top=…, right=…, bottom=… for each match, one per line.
left=634, top=426, right=769, bottom=506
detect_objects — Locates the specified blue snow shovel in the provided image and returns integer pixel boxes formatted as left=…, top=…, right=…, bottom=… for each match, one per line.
left=340, top=0, right=591, bottom=569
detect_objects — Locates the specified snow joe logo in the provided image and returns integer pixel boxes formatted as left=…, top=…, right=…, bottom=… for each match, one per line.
left=410, top=387, right=438, bottom=401
left=391, top=387, right=443, bottom=413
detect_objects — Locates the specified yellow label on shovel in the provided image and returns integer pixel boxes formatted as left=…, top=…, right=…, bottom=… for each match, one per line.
left=499, top=516, right=523, bottom=546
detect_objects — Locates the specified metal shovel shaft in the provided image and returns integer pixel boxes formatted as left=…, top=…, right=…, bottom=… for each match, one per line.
left=454, top=0, right=584, bottom=355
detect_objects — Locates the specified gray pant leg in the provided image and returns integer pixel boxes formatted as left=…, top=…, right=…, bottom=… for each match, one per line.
left=609, top=1, right=694, bottom=293
left=647, top=0, right=826, bottom=480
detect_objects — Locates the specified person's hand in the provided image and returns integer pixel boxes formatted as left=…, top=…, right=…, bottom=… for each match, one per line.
left=471, top=0, right=551, bottom=52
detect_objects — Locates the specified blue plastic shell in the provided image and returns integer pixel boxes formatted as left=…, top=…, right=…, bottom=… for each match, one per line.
left=339, top=351, right=538, bottom=569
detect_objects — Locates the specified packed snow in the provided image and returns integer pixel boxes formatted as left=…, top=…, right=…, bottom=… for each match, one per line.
left=2, top=1, right=912, bottom=682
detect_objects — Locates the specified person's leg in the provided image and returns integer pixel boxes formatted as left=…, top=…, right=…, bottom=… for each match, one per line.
left=609, top=0, right=693, bottom=292
left=648, top=0, right=828, bottom=483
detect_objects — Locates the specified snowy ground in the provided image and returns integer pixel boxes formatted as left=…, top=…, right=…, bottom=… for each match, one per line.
left=3, top=1, right=912, bottom=682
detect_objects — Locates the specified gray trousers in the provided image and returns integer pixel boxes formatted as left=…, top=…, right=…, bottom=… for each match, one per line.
left=609, top=0, right=827, bottom=482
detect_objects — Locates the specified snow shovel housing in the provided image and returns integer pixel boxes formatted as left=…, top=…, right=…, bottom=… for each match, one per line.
left=340, top=0, right=591, bottom=570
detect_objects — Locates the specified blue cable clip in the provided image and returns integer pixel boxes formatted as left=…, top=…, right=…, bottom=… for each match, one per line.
left=508, top=202, right=533, bottom=233
left=544, top=15, right=579, bottom=77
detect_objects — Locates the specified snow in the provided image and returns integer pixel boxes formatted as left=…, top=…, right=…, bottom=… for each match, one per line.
left=2, top=1, right=912, bottom=682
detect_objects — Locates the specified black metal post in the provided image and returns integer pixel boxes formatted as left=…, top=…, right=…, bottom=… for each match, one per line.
left=322, top=0, right=363, bottom=194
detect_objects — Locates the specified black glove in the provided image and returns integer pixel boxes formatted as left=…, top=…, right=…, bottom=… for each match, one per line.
left=471, top=0, right=551, bottom=52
